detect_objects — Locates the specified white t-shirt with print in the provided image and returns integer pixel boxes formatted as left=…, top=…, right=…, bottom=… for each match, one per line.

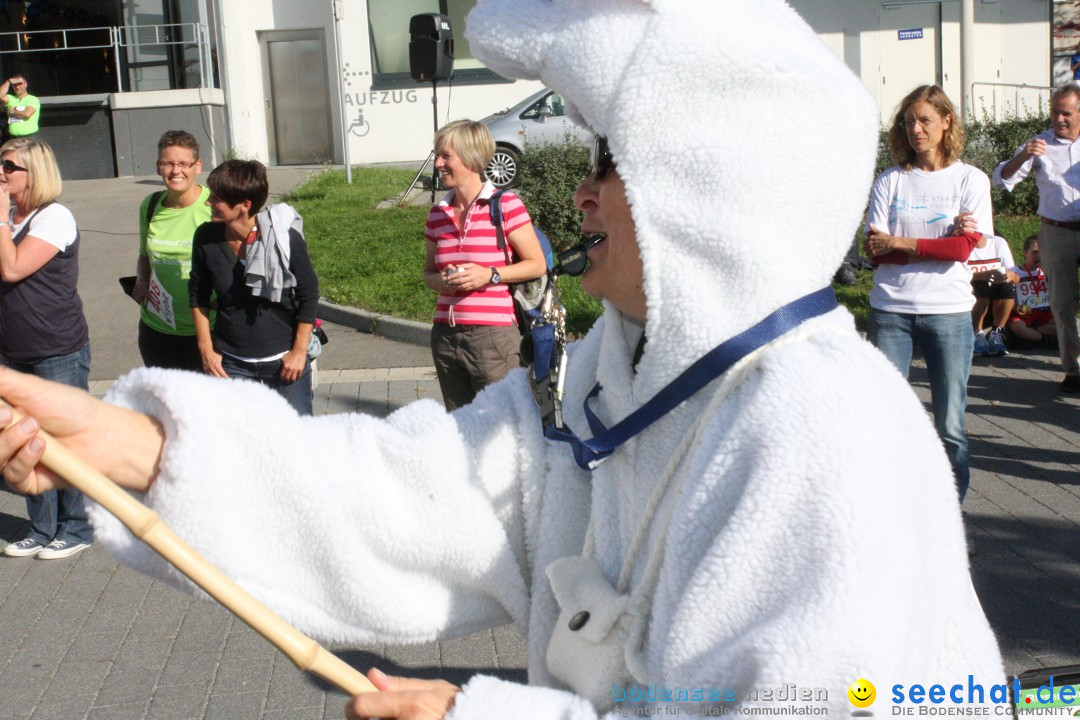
left=966, top=235, right=1014, bottom=275
left=867, top=162, right=993, bottom=314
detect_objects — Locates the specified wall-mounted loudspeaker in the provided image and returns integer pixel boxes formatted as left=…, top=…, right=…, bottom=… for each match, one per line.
left=409, top=13, right=454, bottom=82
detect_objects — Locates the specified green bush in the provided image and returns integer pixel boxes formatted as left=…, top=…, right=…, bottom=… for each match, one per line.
left=965, top=112, right=1048, bottom=216
left=516, top=133, right=591, bottom=253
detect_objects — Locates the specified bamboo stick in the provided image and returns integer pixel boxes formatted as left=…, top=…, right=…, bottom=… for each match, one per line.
left=0, top=400, right=377, bottom=696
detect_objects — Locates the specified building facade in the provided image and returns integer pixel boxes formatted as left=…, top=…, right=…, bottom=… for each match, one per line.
left=0, top=0, right=1057, bottom=178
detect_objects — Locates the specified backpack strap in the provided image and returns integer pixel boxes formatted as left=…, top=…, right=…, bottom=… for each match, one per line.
left=488, top=189, right=512, bottom=266
left=146, top=190, right=165, bottom=226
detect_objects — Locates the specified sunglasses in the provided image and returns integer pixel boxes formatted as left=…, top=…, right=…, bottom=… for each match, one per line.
left=2, top=159, right=27, bottom=174
left=591, top=135, right=616, bottom=181
left=554, top=234, right=606, bottom=277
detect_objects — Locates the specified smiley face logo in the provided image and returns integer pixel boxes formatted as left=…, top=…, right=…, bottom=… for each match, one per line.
left=848, top=678, right=876, bottom=708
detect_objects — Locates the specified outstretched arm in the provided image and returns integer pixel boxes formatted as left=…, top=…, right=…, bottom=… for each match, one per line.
left=1, top=365, right=540, bottom=649
left=0, top=368, right=163, bottom=495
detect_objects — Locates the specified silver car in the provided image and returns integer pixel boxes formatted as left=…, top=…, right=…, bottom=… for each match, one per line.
left=481, top=89, right=591, bottom=189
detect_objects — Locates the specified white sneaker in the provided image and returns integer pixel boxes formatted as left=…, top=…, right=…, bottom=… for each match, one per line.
left=37, top=538, right=91, bottom=560
left=3, top=537, right=45, bottom=557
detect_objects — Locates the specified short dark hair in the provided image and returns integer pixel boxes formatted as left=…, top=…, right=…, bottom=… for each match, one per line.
left=206, top=159, right=268, bottom=214
left=157, top=129, right=200, bottom=159
left=1023, top=234, right=1039, bottom=253
left=1052, top=84, right=1080, bottom=108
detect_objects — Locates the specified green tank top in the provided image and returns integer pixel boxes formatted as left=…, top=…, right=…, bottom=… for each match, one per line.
left=138, top=186, right=212, bottom=335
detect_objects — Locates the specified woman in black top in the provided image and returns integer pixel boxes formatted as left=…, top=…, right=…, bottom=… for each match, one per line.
left=189, top=160, right=319, bottom=415
left=0, top=137, right=93, bottom=559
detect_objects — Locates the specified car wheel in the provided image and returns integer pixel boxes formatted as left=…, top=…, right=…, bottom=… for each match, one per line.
left=485, top=146, right=519, bottom=189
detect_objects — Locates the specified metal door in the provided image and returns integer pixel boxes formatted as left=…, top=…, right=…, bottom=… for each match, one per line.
left=264, top=32, right=332, bottom=165
left=879, top=3, right=942, bottom=119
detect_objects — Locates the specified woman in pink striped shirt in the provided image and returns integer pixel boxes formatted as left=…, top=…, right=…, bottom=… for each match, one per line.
left=422, top=120, right=547, bottom=410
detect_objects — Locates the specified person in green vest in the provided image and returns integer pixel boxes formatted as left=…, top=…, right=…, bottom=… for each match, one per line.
left=131, top=130, right=212, bottom=370
left=0, top=75, right=40, bottom=142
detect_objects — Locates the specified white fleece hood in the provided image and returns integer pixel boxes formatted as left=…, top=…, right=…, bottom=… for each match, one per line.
left=467, top=0, right=878, bottom=397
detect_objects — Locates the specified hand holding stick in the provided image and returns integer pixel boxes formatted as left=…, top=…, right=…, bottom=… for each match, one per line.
left=0, top=398, right=377, bottom=697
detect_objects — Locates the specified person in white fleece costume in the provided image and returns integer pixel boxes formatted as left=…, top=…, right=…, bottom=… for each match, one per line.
left=0, top=0, right=1006, bottom=718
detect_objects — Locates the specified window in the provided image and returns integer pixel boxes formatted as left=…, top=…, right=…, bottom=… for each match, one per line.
left=521, top=92, right=568, bottom=120
left=367, top=0, right=503, bottom=87
left=0, top=0, right=218, bottom=96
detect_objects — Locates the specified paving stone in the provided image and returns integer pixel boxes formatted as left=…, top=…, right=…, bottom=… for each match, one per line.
left=147, top=682, right=209, bottom=719
left=492, top=622, right=528, bottom=669
left=172, top=600, right=230, bottom=653
left=203, top=690, right=271, bottom=720
left=355, top=380, right=389, bottom=416
left=439, top=628, right=497, bottom=669
left=86, top=701, right=150, bottom=720
left=383, top=639, right=440, bottom=670
left=158, top=650, right=222, bottom=688
left=211, top=652, right=274, bottom=695
left=264, top=652, right=329, bottom=710
left=30, top=691, right=97, bottom=720
left=326, top=382, right=362, bottom=415
left=264, top=706, right=326, bottom=720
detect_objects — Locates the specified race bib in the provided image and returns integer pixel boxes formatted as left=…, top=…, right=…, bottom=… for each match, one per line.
left=144, top=269, right=177, bottom=330
left=1016, top=276, right=1049, bottom=310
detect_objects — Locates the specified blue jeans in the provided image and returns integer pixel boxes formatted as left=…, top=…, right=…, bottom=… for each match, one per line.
left=867, top=310, right=972, bottom=500
left=220, top=353, right=313, bottom=416
left=0, top=342, right=93, bottom=544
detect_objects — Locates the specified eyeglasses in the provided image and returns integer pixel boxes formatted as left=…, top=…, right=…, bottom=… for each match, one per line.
left=591, top=135, right=615, bottom=181
left=902, top=117, right=940, bottom=130
left=2, top=159, right=27, bottom=174
left=157, top=160, right=197, bottom=170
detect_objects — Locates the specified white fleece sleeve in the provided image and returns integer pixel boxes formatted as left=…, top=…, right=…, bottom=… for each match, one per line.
left=448, top=675, right=601, bottom=720
left=88, top=366, right=544, bottom=646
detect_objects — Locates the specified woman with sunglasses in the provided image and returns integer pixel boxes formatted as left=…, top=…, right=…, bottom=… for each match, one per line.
left=131, top=130, right=211, bottom=371
left=0, top=138, right=92, bottom=560
left=864, top=85, right=993, bottom=501
left=423, top=119, right=547, bottom=410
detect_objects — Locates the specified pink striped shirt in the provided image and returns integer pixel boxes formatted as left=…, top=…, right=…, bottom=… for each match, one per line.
left=426, top=184, right=531, bottom=326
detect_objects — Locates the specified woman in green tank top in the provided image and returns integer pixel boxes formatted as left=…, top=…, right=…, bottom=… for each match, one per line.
left=132, top=130, right=212, bottom=371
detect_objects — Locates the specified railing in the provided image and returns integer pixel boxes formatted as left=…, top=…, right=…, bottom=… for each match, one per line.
left=970, top=82, right=1053, bottom=122
left=0, top=22, right=214, bottom=93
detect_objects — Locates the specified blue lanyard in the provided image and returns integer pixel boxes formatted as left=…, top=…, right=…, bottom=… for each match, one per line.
left=545, top=287, right=838, bottom=470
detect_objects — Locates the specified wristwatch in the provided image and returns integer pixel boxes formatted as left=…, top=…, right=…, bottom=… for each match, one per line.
left=490, top=267, right=501, bottom=284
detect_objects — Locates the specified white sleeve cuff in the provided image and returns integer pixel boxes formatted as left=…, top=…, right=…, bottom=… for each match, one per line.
left=448, top=675, right=599, bottom=720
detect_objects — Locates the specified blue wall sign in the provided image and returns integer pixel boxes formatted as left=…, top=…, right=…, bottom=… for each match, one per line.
left=898, top=28, right=924, bottom=41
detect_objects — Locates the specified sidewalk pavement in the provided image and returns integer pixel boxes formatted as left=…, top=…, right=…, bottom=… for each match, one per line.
left=0, top=169, right=1078, bottom=718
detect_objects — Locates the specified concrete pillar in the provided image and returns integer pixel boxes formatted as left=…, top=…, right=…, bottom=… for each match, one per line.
left=960, top=0, right=975, bottom=120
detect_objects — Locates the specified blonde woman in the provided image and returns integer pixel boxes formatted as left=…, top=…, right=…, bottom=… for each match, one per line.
left=0, top=137, right=91, bottom=559
left=422, top=119, right=546, bottom=410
